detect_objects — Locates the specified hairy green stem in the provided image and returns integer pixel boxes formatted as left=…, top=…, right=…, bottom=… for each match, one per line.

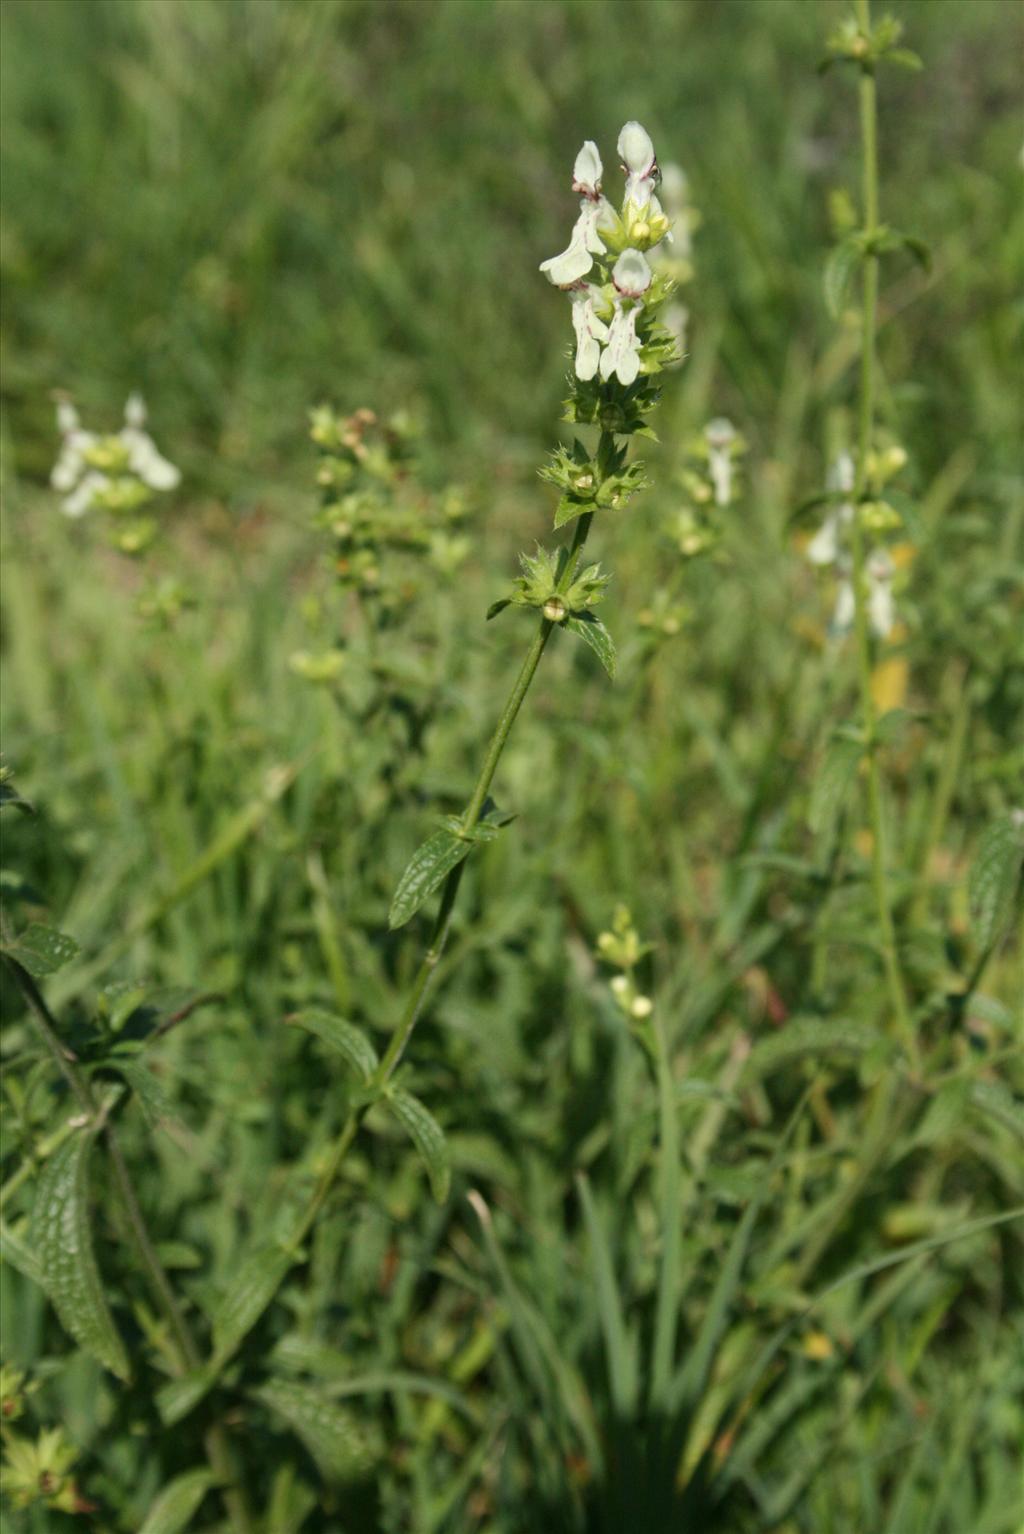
left=295, top=499, right=603, bottom=1241
left=2, top=952, right=253, bottom=1533
left=850, top=0, right=916, bottom=1067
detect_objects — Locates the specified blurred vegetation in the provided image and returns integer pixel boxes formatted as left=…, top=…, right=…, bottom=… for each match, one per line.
left=1, top=1, right=1022, bottom=1531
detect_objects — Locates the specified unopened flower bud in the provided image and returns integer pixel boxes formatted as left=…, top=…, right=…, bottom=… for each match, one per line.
left=618, top=121, right=656, bottom=178
left=543, top=595, right=567, bottom=622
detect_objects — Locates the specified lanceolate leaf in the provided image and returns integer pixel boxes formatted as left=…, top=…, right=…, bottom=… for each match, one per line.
left=564, top=613, right=616, bottom=678
left=824, top=234, right=863, bottom=318
left=252, top=1379, right=381, bottom=1482
left=741, top=1018, right=884, bottom=1084
left=388, top=829, right=472, bottom=930
left=110, top=1058, right=183, bottom=1133
left=156, top=1368, right=217, bottom=1428
left=969, top=1081, right=1024, bottom=1145
left=808, top=733, right=863, bottom=848
left=386, top=1088, right=451, bottom=1203
left=3, top=923, right=80, bottom=979
left=138, top=1469, right=216, bottom=1534
left=968, top=813, right=1024, bottom=953
left=287, top=1010, right=379, bottom=1083
left=30, top=1127, right=131, bottom=1381
left=212, top=1242, right=297, bottom=1364
left=158, top=1235, right=300, bottom=1425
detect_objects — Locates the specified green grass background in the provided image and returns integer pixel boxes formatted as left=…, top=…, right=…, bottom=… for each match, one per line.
left=1, top=1, right=1022, bottom=1531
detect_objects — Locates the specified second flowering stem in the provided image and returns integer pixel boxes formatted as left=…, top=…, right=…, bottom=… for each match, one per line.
left=851, top=0, right=915, bottom=1066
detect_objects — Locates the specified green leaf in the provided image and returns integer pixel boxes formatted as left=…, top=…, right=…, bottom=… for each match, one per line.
left=252, top=1379, right=381, bottom=1482
left=266, top=1466, right=318, bottom=1534
left=138, top=1469, right=216, bottom=1534
left=577, top=1173, right=638, bottom=1418
left=553, top=494, right=593, bottom=530
left=156, top=1368, right=217, bottom=1427
left=824, top=234, right=863, bottom=318
left=157, top=1239, right=302, bottom=1424
left=741, top=1017, right=885, bottom=1084
left=211, top=1242, right=296, bottom=1365
left=30, top=1127, right=131, bottom=1380
left=486, top=598, right=512, bottom=621
left=0, top=1219, right=44, bottom=1286
left=0, top=780, right=33, bottom=814
left=884, top=47, right=924, bottom=70
left=3, top=923, right=80, bottom=979
left=808, top=734, right=862, bottom=848
left=564, top=613, right=616, bottom=678
left=386, top=1088, right=451, bottom=1203
left=899, top=232, right=932, bottom=270
left=287, top=1010, right=379, bottom=1084
left=875, top=708, right=917, bottom=745
left=913, top=1080, right=970, bottom=1146
left=968, top=814, right=1023, bottom=952
left=388, top=829, right=472, bottom=930
left=969, top=1081, right=1024, bottom=1144
left=109, top=1059, right=183, bottom=1133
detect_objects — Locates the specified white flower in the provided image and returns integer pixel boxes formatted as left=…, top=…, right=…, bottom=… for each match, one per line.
left=612, top=248, right=653, bottom=298
left=50, top=400, right=97, bottom=494
left=830, top=551, right=896, bottom=638
left=62, top=470, right=109, bottom=519
left=867, top=548, right=895, bottom=636
left=705, top=417, right=736, bottom=507
left=124, top=391, right=147, bottom=429
left=807, top=505, right=851, bottom=565
left=118, top=395, right=181, bottom=491
left=56, top=400, right=80, bottom=435
left=571, top=286, right=610, bottom=381
left=540, top=195, right=615, bottom=287
left=572, top=140, right=603, bottom=199
left=658, top=162, right=688, bottom=217
left=831, top=573, right=855, bottom=634
left=618, top=120, right=659, bottom=210
left=662, top=302, right=689, bottom=359
left=592, top=249, right=654, bottom=386
left=599, top=305, right=642, bottom=385
left=829, top=451, right=855, bottom=495
left=807, top=453, right=857, bottom=566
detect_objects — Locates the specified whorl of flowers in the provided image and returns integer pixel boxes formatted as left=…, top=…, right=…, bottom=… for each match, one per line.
left=50, top=394, right=180, bottom=554
left=536, top=123, right=683, bottom=536
left=293, top=404, right=472, bottom=683
left=806, top=444, right=909, bottom=639
left=540, top=123, right=679, bottom=392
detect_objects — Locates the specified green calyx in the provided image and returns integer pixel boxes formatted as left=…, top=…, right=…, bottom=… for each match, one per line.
left=486, top=546, right=611, bottom=624
left=819, top=13, right=922, bottom=74
left=540, top=434, right=651, bottom=529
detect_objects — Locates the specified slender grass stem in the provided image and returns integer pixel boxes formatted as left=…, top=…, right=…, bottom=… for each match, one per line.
left=649, top=1011, right=681, bottom=1409
left=850, top=0, right=916, bottom=1069
left=1, top=951, right=254, bottom=1534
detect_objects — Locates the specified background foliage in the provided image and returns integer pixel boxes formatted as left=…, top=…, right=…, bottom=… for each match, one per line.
left=1, top=1, right=1022, bottom=1531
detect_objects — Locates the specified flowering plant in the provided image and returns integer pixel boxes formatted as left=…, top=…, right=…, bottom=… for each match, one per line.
left=805, top=443, right=911, bottom=638
left=50, top=394, right=180, bottom=554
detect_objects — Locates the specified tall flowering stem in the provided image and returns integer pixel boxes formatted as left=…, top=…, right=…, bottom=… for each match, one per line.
left=847, top=0, right=915, bottom=1063
left=207, top=123, right=684, bottom=1376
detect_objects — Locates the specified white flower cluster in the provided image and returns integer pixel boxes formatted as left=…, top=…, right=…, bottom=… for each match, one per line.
left=51, top=394, right=180, bottom=519
left=808, top=453, right=895, bottom=637
left=540, top=122, right=671, bottom=388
